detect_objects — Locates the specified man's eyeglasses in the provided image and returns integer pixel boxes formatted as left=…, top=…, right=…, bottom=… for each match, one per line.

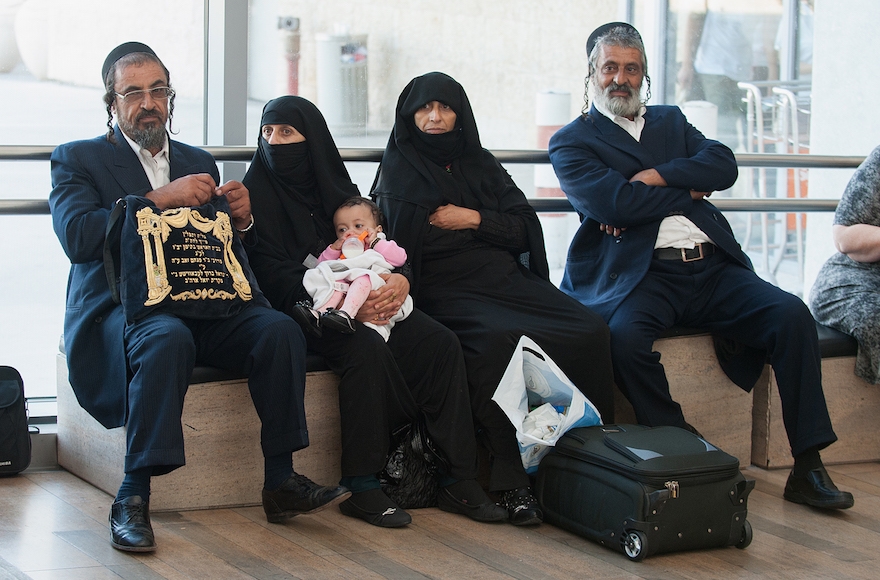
left=115, top=87, right=175, bottom=103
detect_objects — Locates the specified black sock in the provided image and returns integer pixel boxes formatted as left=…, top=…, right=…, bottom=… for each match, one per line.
left=346, top=487, right=397, bottom=511
left=340, top=474, right=380, bottom=494
left=793, top=446, right=823, bottom=476
left=115, top=467, right=152, bottom=502
left=264, top=453, right=293, bottom=490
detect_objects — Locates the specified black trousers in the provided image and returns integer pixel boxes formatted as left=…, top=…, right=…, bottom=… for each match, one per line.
left=607, top=251, right=837, bottom=457
left=306, top=308, right=479, bottom=480
left=418, top=251, right=616, bottom=492
left=123, top=303, right=308, bottom=475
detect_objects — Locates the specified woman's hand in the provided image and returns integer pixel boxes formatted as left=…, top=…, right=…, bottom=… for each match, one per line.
left=354, top=273, right=410, bottom=325
left=429, top=204, right=481, bottom=230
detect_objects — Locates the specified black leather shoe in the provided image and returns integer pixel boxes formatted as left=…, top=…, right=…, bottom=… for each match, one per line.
left=499, top=487, right=543, bottom=526
left=262, top=473, right=351, bottom=523
left=290, top=302, right=322, bottom=337
left=109, top=495, right=156, bottom=552
left=321, top=309, right=356, bottom=334
left=339, top=488, right=412, bottom=527
left=783, top=467, right=854, bottom=510
left=438, top=486, right=507, bottom=523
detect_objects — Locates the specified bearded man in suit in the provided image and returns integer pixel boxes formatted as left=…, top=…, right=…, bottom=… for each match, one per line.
left=50, top=42, right=349, bottom=552
left=549, top=23, right=852, bottom=510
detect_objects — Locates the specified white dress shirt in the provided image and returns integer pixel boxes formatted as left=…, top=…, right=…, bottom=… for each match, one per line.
left=594, top=103, right=714, bottom=250
left=122, top=130, right=171, bottom=190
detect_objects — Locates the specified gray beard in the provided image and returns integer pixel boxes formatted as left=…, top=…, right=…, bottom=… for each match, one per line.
left=120, top=120, right=166, bottom=151
left=591, top=78, right=642, bottom=118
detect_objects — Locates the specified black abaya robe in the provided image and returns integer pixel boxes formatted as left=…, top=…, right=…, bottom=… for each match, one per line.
left=243, top=96, right=478, bottom=480
left=373, top=72, right=615, bottom=491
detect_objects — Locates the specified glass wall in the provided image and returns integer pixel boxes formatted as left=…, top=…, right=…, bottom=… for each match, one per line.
left=0, top=1, right=206, bottom=405
left=634, top=0, right=815, bottom=295
left=0, top=0, right=858, bottom=404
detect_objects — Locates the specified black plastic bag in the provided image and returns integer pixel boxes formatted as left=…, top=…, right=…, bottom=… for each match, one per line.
left=379, top=415, right=448, bottom=508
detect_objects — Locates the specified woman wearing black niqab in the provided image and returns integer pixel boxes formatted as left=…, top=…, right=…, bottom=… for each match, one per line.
left=243, top=96, right=506, bottom=528
left=373, top=73, right=616, bottom=525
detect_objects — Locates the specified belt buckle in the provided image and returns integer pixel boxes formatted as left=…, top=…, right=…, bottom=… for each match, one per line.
left=681, top=244, right=704, bottom=262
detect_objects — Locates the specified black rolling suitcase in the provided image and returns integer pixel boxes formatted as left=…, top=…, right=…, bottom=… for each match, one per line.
left=535, top=424, right=754, bottom=561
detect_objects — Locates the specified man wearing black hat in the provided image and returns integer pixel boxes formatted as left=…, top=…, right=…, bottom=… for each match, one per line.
left=49, top=42, right=350, bottom=552
left=549, top=23, right=854, bottom=510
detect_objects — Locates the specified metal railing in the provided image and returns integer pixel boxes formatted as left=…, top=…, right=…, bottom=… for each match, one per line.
left=0, top=146, right=864, bottom=215
left=2, top=146, right=863, bottom=415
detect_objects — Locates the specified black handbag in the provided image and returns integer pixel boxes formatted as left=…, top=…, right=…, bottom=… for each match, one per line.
left=0, top=366, right=31, bottom=476
left=378, top=415, right=449, bottom=509
left=104, top=195, right=256, bottom=323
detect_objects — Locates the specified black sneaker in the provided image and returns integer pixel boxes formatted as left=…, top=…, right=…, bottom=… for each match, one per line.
left=500, top=487, right=543, bottom=526
left=262, top=473, right=351, bottom=523
left=339, top=488, right=412, bottom=528
left=437, top=480, right=507, bottom=522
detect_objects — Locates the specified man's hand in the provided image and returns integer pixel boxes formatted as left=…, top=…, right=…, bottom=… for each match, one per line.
left=146, top=173, right=216, bottom=210
left=629, top=168, right=668, bottom=187
left=354, top=273, right=410, bottom=325
left=630, top=168, right=712, bottom=201
left=217, top=180, right=252, bottom=231
left=600, top=223, right=626, bottom=236
left=428, top=204, right=481, bottom=230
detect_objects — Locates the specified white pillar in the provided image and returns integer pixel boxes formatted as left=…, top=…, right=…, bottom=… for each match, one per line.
left=535, top=90, right=573, bottom=275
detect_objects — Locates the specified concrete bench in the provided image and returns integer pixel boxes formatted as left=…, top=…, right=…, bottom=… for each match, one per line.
left=56, top=353, right=341, bottom=512
left=611, top=323, right=875, bottom=470
left=57, top=321, right=874, bottom=512
left=752, top=324, right=880, bottom=468
left=612, top=329, right=759, bottom=467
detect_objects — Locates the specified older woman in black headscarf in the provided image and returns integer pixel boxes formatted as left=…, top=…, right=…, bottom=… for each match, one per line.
left=372, top=72, right=616, bottom=526
left=243, top=96, right=506, bottom=528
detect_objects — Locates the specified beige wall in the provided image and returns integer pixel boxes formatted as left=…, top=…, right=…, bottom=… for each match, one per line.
left=25, top=0, right=619, bottom=147
left=17, top=0, right=204, bottom=96
left=270, top=0, right=618, bottom=147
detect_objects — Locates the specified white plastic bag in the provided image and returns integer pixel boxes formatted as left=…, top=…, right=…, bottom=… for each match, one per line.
left=492, top=335, right=603, bottom=472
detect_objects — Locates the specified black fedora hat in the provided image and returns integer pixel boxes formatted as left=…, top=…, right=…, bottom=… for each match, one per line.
left=101, top=41, right=158, bottom=83
left=586, top=22, right=641, bottom=56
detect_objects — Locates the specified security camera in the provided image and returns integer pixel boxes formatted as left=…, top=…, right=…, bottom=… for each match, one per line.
left=278, top=17, right=300, bottom=31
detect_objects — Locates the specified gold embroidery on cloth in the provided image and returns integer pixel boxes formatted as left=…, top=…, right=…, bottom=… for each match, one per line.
left=136, top=206, right=253, bottom=306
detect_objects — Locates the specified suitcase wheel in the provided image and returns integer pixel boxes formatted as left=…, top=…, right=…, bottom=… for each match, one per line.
left=622, top=530, right=648, bottom=561
left=736, top=519, right=753, bottom=549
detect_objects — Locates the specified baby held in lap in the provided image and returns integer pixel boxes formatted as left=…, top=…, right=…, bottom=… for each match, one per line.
left=301, top=196, right=412, bottom=339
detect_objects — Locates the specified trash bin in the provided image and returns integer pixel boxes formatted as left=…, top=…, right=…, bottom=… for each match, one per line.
left=681, top=100, right=718, bottom=140
left=279, top=16, right=301, bottom=95
left=315, top=33, right=368, bottom=134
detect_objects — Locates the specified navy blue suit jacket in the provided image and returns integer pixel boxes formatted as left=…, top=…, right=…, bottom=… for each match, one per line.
left=49, top=127, right=220, bottom=428
left=549, top=105, right=748, bottom=322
